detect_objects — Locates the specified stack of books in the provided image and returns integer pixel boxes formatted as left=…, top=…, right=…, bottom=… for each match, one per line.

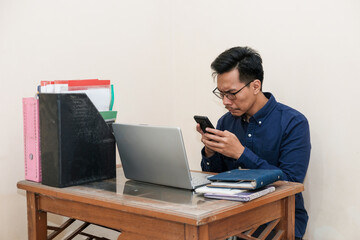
left=195, top=169, right=283, bottom=202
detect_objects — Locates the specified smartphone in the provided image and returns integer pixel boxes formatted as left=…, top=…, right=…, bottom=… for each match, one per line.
left=194, top=115, right=215, bottom=133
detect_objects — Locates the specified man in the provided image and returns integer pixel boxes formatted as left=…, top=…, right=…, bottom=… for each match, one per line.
left=197, top=46, right=310, bottom=240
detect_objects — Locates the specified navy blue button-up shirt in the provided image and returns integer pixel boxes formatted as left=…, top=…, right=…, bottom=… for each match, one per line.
left=201, top=92, right=311, bottom=238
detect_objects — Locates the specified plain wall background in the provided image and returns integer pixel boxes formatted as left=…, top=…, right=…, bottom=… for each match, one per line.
left=1, top=0, right=359, bottom=239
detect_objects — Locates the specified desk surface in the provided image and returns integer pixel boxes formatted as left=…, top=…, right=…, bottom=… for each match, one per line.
left=18, top=168, right=303, bottom=227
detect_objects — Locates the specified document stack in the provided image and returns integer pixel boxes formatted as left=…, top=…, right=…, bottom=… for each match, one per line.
left=39, top=79, right=117, bottom=124
left=195, top=169, right=283, bottom=202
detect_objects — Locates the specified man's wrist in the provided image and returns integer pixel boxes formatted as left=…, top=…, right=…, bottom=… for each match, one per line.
left=234, top=146, right=245, bottom=159
left=204, top=147, right=215, bottom=158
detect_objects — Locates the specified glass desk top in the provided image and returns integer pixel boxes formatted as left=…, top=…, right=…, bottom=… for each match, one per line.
left=83, top=167, right=207, bottom=205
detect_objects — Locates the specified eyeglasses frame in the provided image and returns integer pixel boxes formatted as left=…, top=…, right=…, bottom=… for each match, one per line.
left=212, top=80, right=254, bottom=100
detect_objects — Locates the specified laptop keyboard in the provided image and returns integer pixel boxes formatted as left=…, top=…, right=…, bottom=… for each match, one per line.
left=190, top=172, right=211, bottom=187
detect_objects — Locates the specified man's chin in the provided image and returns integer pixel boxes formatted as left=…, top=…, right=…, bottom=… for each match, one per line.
left=228, top=109, right=243, bottom=117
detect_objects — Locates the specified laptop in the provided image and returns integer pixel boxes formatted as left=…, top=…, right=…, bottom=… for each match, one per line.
left=112, top=123, right=211, bottom=190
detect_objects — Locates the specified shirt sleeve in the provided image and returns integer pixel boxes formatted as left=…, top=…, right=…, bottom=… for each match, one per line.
left=200, top=147, right=227, bottom=173
left=236, top=116, right=311, bottom=183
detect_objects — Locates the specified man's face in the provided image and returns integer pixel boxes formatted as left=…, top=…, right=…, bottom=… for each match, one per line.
left=216, top=68, right=255, bottom=117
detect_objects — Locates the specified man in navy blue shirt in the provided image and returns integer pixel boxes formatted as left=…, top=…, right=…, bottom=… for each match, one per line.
left=197, top=47, right=311, bottom=240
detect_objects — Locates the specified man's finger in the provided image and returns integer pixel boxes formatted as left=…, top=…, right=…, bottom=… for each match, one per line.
left=204, top=139, right=223, bottom=148
left=206, top=127, right=227, bottom=136
left=205, top=131, right=226, bottom=143
left=196, top=124, right=204, bottom=134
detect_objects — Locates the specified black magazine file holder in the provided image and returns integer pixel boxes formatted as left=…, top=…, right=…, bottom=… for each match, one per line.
left=39, top=93, right=116, bottom=187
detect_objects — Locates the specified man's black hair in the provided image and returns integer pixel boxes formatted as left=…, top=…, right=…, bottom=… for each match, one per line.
left=211, top=46, right=264, bottom=85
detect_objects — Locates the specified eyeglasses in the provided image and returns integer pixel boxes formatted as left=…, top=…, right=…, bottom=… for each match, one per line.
left=212, top=80, right=253, bottom=100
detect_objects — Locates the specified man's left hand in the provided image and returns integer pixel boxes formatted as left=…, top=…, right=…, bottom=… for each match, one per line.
left=202, top=128, right=245, bottom=160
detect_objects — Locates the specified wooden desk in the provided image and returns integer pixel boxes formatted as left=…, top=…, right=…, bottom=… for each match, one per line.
left=17, top=168, right=303, bottom=240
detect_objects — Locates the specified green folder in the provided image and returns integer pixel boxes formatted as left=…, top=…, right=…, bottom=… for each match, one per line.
left=100, top=111, right=117, bottom=123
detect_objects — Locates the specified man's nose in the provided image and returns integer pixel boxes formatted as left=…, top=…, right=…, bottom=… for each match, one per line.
left=222, top=96, right=232, bottom=105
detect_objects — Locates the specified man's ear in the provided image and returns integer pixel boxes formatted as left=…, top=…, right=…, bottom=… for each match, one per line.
left=253, top=79, right=262, bottom=94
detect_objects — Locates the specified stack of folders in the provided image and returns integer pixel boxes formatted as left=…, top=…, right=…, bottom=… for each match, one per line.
left=195, top=169, right=283, bottom=202
left=39, top=79, right=117, bottom=120
left=22, top=79, right=117, bottom=183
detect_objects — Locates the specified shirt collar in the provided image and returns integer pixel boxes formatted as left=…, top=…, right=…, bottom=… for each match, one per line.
left=250, top=92, right=277, bottom=125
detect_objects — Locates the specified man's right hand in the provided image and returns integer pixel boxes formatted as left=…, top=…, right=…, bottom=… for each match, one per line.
left=196, top=124, right=216, bottom=158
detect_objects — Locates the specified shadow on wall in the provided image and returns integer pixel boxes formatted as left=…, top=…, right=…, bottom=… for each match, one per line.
left=303, top=129, right=325, bottom=239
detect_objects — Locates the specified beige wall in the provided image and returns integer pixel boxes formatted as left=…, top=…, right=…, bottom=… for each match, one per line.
left=1, top=0, right=359, bottom=239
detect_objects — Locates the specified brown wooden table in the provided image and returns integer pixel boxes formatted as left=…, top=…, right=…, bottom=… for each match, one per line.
left=17, top=168, right=303, bottom=240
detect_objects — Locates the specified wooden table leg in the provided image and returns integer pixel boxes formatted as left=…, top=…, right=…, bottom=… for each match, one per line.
left=185, top=224, right=198, bottom=240
left=26, top=192, right=47, bottom=240
left=197, top=224, right=211, bottom=240
left=277, top=195, right=295, bottom=240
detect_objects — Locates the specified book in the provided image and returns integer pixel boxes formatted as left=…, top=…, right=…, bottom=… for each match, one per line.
left=203, top=186, right=276, bottom=202
left=207, top=169, right=283, bottom=190
left=195, top=185, right=246, bottom=195
left=22, top=97, right=42, bottom=182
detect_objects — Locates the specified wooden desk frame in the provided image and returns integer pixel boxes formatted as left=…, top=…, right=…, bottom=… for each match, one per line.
left=18, top=180, right=302, bottom=240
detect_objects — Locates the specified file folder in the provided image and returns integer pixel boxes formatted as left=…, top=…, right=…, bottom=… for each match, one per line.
left=208, top=169, right=283, bottom=190
left=39, top=93, right=116, bottom=188
left=22, top=97, right=42, bottom=182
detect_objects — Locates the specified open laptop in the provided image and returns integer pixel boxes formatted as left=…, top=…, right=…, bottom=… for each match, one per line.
left=112, top=123, right=211, bottom=190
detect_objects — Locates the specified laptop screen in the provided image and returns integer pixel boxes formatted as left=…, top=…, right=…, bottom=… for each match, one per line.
left=112, top=123, right=196, bottom=189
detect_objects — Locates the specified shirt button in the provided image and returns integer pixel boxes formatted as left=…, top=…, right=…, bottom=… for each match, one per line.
left=259, top=121, right=262, bottom=125
left=206, top=162, right=210, bottom=166
left=248, top=134, right=252, bottom=137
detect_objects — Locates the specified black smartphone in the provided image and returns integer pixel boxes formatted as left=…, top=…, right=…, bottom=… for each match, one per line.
left=194, top=115, right=215, bottom=133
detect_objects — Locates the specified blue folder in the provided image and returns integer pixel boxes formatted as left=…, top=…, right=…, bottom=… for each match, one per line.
left=207, top=169, right=284, bottom=190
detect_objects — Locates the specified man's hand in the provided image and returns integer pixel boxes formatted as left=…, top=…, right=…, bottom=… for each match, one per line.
left=196, top=124, right=216, bottom=158
left=202, top=127, right=245, bottom=160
